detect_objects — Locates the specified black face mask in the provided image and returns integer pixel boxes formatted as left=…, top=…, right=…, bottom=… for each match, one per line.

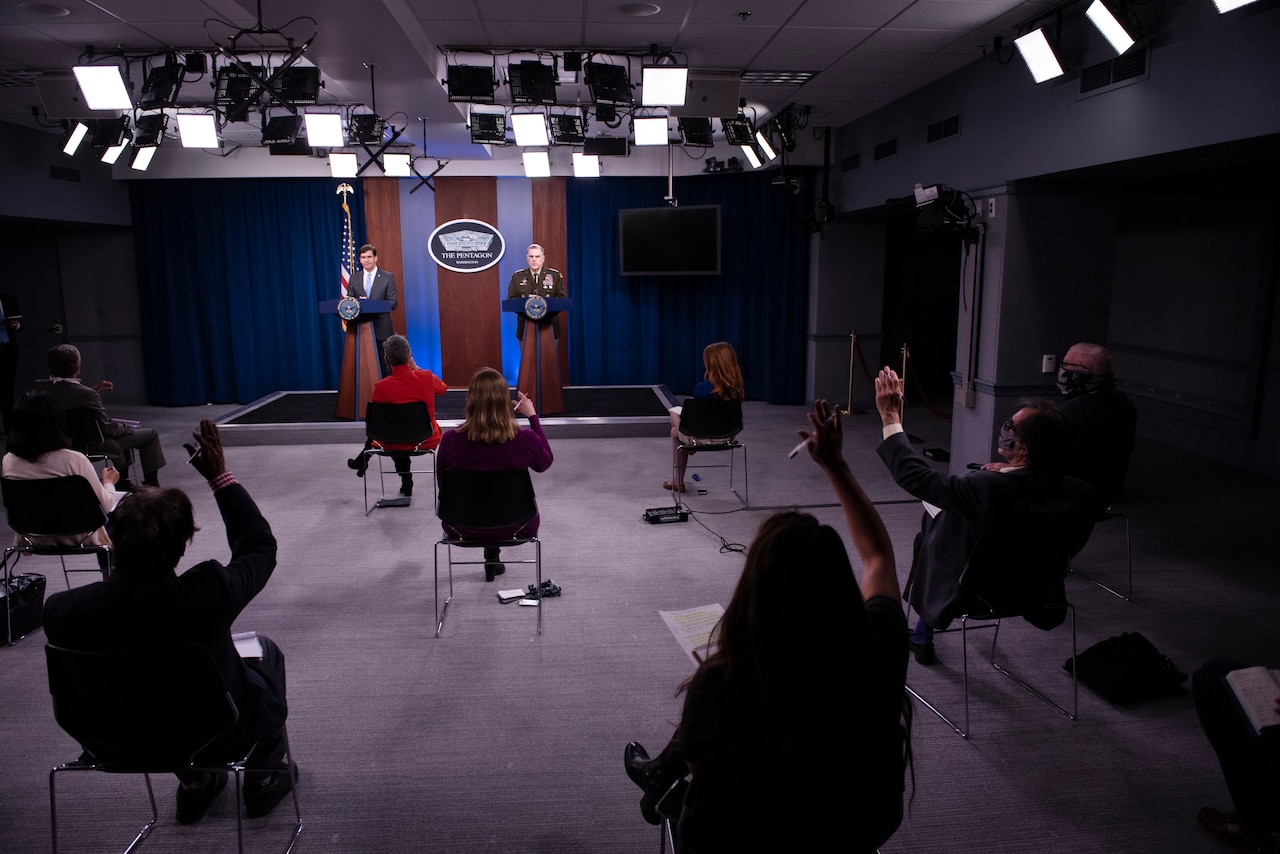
left=1057, top=366, right=1114, bottom=397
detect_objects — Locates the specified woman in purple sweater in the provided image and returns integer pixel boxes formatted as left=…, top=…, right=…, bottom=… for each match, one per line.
left=436, top=367, right=554, bottom=581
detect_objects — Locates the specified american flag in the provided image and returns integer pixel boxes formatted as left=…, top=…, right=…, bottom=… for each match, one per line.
left=337, top=183, right=355, bottom=328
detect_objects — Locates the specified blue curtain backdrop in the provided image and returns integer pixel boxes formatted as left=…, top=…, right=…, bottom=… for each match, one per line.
left=565, top=170, right=808, bottom=404
left=131, top=178, right=361, bottom=405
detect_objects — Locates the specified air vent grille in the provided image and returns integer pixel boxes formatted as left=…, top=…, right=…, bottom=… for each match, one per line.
left=841, top=153, right=861, bottom=172
left=873, top=138, right=898, bottom=161
left=1080, top=45, right=1149, bottom=94
left=926, top=114, right=960, bottom=143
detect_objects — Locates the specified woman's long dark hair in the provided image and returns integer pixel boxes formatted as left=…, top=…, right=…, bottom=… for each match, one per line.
left=680, top=510, right=915, bottom=799
left=6, top=391, right=71, bottom=462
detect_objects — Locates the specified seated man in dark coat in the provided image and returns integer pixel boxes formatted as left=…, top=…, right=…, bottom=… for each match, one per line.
left=1058, top=341, right=1138, bottom=509
left=34, top=343, right=167, bottom=489
left=43, top=420, right=296, bottom=824
left=874, top=367, right=1097, bottom=664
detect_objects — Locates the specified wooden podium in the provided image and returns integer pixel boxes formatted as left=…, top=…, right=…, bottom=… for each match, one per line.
left=502, top=297, right=570, bottom=415
left=320, top=298, right=393, bottom=419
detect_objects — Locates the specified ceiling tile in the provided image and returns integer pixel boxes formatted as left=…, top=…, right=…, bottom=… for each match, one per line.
left=763, top=26, right=876, bottom=53
left=789, top=0, right=916, bottom=29
left=685, top=0, right=806, bottom=28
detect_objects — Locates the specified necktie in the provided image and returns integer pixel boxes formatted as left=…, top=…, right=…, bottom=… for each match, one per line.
left=364, top=271, right=372, bottom=292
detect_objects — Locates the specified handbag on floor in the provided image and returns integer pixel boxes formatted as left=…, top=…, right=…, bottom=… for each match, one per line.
left=2, top=572, right=47, bottom=641
left=1064, top=631, right=1187, bottom=703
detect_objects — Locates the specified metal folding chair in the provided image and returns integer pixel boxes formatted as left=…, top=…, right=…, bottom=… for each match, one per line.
left=1069, top=506, right=1133, bottom=601
left=434, top=468, right=543, bottom=636
left=674, top=397, right=747, bottom=508
left=362, top=400, right=438, bottom=515
left=2, top=476, right=112, bottom=644
left=45, top=643, right=302, bottom=854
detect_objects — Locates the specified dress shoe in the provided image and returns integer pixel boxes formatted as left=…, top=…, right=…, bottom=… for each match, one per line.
left=908, top=637, right=938, bottom=666
left=484, top=562, right=506, bottom=582
left=244, top=762, right=299, bottom=819
left=115, top=478, right=138, bottom=492
left=347, top=457, right=366, bottom=477
left=176, top=771, right=228, bottom=825
left=399, top=478, right=413, bottom=497
left=662, top=481, right=687, bottom=493
left=624, top=741, right=683, bottom=825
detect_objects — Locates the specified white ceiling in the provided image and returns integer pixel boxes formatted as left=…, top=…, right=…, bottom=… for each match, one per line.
left=0, top=0, right=1062, bottom=174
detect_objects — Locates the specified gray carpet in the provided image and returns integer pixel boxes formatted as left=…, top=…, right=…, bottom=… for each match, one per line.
left=2, top=399, right=1277, bottom=853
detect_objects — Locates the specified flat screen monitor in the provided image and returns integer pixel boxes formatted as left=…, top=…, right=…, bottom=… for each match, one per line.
left=618, top=205, right=721, bottom=277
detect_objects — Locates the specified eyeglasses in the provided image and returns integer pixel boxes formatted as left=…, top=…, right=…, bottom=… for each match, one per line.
left=1002, top=419, right=1015, bottom=432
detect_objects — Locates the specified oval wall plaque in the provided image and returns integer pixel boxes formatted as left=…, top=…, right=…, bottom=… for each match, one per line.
left=428, top=219, right=506, bottom=273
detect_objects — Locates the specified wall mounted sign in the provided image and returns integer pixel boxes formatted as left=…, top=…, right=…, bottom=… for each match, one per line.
left=428, top=218, right=505, bottom=273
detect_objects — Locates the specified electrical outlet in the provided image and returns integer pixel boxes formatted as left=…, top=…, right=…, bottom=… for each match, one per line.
left=987, top=198, right=996, bottom=218
left=1042, top=354, right=1057, bottom=373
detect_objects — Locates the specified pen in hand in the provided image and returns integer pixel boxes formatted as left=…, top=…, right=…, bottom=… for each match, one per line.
left=187, top=446, right=202, bottom=464
left=788, top=410, right=838, bottom=459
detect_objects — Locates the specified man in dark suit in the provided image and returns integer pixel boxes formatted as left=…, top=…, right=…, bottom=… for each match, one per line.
left=507, top=243, right=566, bottom=342
left=349, top=243, right=398, bottom=375
left=0, top=291, right=20, bottom=433
left=34, top=343, right=167, bottom=488
left=44, top=420, right=296, bottom=824
left=874, top=367, right=1096, bottom=664
left=1058, top=341, right=1137, bottom=509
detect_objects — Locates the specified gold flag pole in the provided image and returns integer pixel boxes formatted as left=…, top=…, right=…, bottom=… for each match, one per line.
left=901, top=343, right=923, bottom=444
left=843, top=331, right=865, bottom=415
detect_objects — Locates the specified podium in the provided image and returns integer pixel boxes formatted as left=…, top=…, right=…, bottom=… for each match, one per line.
left=319, top=298, right=393, bottom=419
left=502, top=297, right=570, bottom=415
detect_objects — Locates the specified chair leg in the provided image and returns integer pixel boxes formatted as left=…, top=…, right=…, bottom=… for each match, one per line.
left=730, top=443, right=748, bottom=507
left=434, top=541, right=453, bottom=637
left=1069, top=512, right=1132, bottom=601
left=989, top=604, right=1078, bottom=721
left=534, top=539, right=543, bottom=636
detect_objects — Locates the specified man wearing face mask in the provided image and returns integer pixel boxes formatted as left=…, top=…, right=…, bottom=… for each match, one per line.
left=1057, top=342, right=1137, bottom=509
left=874, top=368, right=1097, bottom=665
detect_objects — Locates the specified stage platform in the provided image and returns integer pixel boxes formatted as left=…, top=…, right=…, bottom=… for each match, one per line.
left=216, top=385, right=678, bottom=446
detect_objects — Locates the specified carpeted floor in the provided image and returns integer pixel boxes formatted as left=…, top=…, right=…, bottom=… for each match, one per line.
left=2, top=398, right=1277, bottom=853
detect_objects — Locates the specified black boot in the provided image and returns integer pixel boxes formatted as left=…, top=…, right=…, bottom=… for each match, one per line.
left=483, top=547, right=505, bottom=582
left=624, top=741, right=684, bottom=825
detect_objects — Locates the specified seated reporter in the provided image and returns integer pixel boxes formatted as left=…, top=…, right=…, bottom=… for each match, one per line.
left=2, top=390, right=120, bottom=547
left=43, top=420, right=296, bottom=824
left=625, top=400, right=911, bottom=853
left=435, top=367, right=553, bottom=582
left=874, top=367, right=1096, bottom=664
left=347, top=334, right=447, bottom=497
left=664, top=341, right=744, bottom=494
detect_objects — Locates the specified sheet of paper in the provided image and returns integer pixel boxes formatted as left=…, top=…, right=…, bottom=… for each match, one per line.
left=232, top=630, right=263, bottom=659
left=660, top=603, right=724, bottom=665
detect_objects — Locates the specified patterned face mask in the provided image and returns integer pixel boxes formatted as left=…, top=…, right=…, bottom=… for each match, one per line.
left=1057, top=366, right=1113, bottom=397
left=998, top=422, right=1019, bottom=451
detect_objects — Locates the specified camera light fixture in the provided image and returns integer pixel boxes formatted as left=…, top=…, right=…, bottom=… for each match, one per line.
left=348, top=114, right=386, bottom=144
left=88, top=116, right=131, bottom=149
left=61, top=122, right=89, bottom=155
left=329, top=152, right=358, bottom=177
left=508, top=61, right=558, bottom=105
left=755, top=130, right=777, bottom=161
left=469, top=107, right=508, bottom=145
left=138, top=55, right=186, bottom=110
left=130, top=145, right=157, bottom=171
left=1211, top=0, right=1259, bottom=11
left=511, top=111, right=550, bottom=147
left=133, top=112, right=169, bottom=147
left=1014, top=27, right=1067, bottom=83
left=262, top=114, right=303, bottom=146
left=549, top=113, right=586, bottom=145
left=383, top=152, right=412, bottom=176
left=641, top=65, right=687, bottom=106
left=677, top=117, right=713, bottom=147
left=73, top=65, right=132, bottom=110
left=721, top=116, right=754, bottom=146
left=447, top=64, right=497, bottom=102
left=522, top=149, right=551, bottom=178
left=304, top=113, right=345, bottom=148
left=572, top=152, right=600, bottom=178
left=585, top=61, right=632, bottom=106
left=176, top=113, right=219, bottom=148
left=633, top=115, right=669, bottom=146
left=101, top=140, right=129, bottom=164
left=739, top=144, right=762, bottom=169
left=1085, top=0, right=1140, bottom=54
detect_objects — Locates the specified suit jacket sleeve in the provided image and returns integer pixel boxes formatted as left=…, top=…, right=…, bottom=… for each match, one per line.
left=876, top=433, right=989, bottom=523
left=208, top=482, right=278, bottom=619
left=381, top=271, right=398, bottom=311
